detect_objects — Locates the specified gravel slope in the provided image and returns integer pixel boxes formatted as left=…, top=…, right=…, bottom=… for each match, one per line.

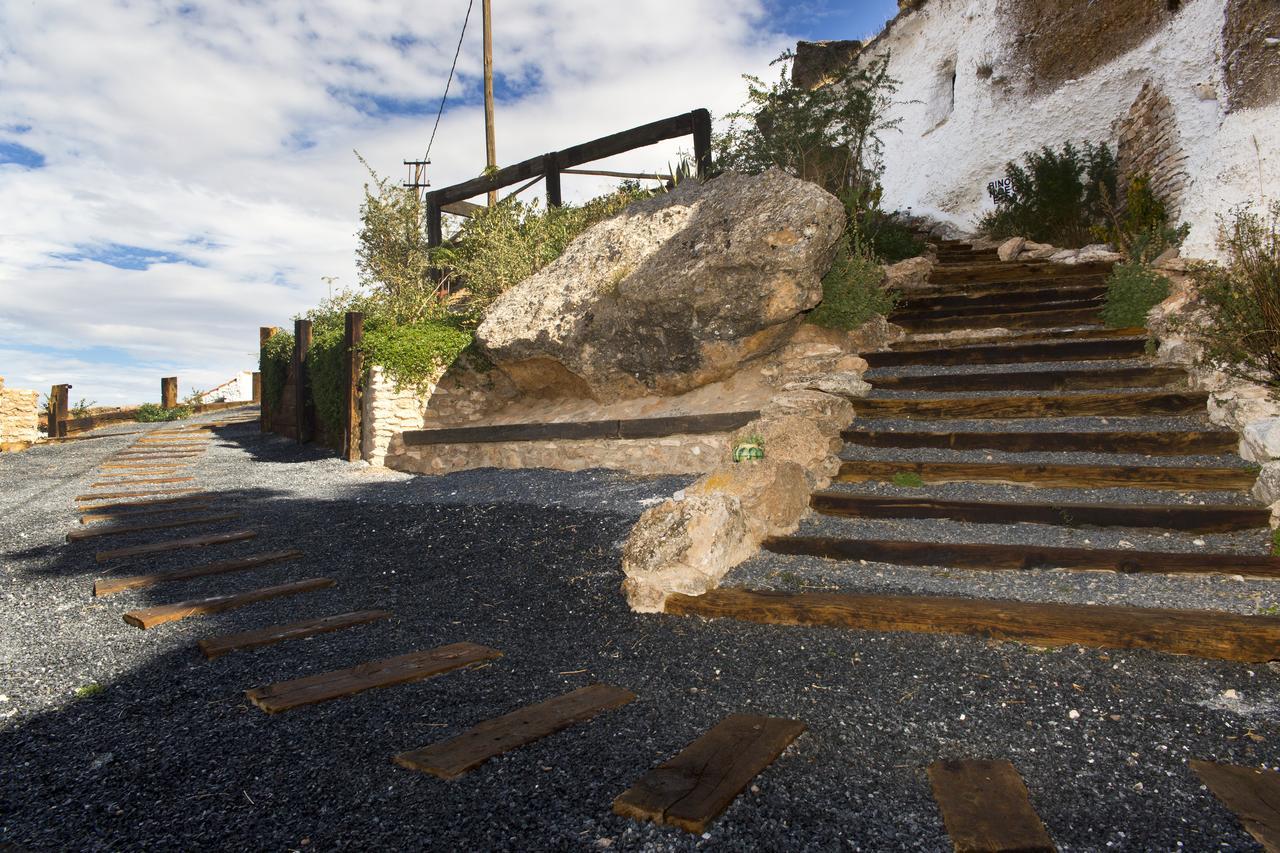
left=2, top=413, right=1278, bottom=851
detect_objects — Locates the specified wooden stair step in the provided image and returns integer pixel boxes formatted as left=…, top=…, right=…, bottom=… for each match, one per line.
left=67, top=512, right=239, bottom=542
left=893, top=295, right=1102, bottom=322
left=870, top=366, right=1185, bottom=393
left=761, top=534, right=1280, bottom=578
left=928, top=759, right=1057, bottom=853
left=90, top=476, right=195, bottom=487
left=810, top=492, right=1270, bottom=533
left=96, top=529, right=256, bottom=563
left=888, top=326, right=1143, bottom=353
left=1189, top=760, right=1280, bottom=851
left=850, top=391, right=1208, bottom=419
left=927, top=261, right=1113, bottom=286
left=77, top=492, right=215, bottom=511
left=906, top=272, right=1106, bottom=297
left=81, top=501, right=214, bottom=524
left=245, top=642, right=503, bottom=714
left=665, top=588, right=1280, bottom=662
left=836, top=459, right=1254, bottom=490
left=899, top=282, right=1104, bottom=311
left=895, top=306, right=1101, bottom=334
left=613, top=714, right=806, bottom=834
left=122, top=577, right=334, bottom=629
left=98, top=464, right=186, bottom=472
left=864, top=337, right=1147, bottom=368
left=395, top=684, right=636, bottom=779
left=198, top=609, right=392, bottom=659
left=94, top=549, right=303, bottom=597
left=76, top=487, right=200, bottom=502
left=841, top=429, right=1238, bottom=456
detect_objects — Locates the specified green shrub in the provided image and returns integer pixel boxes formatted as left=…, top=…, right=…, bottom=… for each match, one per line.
left=891, top=472, right=925, bottom=487
left=306, top=326, right=347, bottom=434
left=807, top=232, right=897, bottom=330
left=259, top=331, right=294, bottom=410
left=361, top=320, right=473, bottom=392
left=1100, top=262, right=1171, bottom=329
left=866, top=212, right=924, bottom=263
left=978, top=141, right=1117, bottom=247
left=1095, top=174, right=1190, bottom=263
left=135, top=403, right=191, bottom=422
left=1180, top=202, right=1280, bottom=397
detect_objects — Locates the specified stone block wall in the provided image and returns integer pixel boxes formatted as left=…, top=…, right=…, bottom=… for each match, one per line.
left=390, top=433, right=730, bottom=477
left=361, top=366, right=438, bottom=467
left=0, top=378, right=41, bottom=447
left=1116, top=81, right=1189, bottom=218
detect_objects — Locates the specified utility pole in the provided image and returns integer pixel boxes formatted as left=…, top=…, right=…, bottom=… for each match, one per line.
left=483, top=0, right=497, bottom=207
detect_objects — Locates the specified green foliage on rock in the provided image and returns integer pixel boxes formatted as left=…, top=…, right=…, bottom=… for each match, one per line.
left=808, top=233, right=898, bottom=331
left=1179, top=202, right=1280, bottom=398
left=978, top=141, right=1118, bottom=248
left=135, top=403, right=191, bottom=422
left=361, top=320, right=473, bottom=393
left=1100, top=262, right=1171, bottom=328
left=259, top=330, right=295, bottom=410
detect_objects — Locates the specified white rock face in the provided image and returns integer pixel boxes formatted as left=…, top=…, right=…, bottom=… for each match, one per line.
left=1241, top=418, right=1280, bottom=463
left=1253, top=461, right=1280, bottom=505
left=476, top=169, right=845, bottom=402
left=997, top=237, right=1025, bottom=261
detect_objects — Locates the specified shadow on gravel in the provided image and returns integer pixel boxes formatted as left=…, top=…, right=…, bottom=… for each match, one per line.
left=2, top=452, right=1277, bottom=851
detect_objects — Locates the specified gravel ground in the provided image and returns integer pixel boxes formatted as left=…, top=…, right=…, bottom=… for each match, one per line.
left=3, top=412, right=1280, bottom=851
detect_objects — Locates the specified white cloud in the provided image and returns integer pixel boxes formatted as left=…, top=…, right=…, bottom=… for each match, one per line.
left=0, top=0, right=795, bottom=403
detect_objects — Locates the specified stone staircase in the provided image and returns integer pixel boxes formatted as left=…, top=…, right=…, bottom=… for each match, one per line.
left=674, top=240, right=1280, bottom=662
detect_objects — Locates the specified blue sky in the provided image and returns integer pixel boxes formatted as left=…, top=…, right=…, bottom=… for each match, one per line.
left=0, top=0, right=898, bottom=404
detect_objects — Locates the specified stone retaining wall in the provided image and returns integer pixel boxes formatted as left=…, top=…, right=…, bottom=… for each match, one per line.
left=0, top=378, right=40, bottom=448
left=389, top=433, right=731, bottom=477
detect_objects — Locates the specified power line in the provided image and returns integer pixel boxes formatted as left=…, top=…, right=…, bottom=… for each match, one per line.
left=422, top=0, right=475, bottom=163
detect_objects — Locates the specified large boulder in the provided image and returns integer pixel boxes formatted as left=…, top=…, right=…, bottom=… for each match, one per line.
left=475, top=169, right=846, bottom=402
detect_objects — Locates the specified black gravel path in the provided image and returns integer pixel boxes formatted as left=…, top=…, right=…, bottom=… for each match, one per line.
left=2, top=411, right=1279, bottom=851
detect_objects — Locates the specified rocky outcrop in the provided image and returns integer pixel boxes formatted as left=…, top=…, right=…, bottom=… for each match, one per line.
left=0, top=378, right=40, bottom=449
left=621, top=388, right=853, bottom=612
left=476, top=170, right=845, bottom=403
left=996, top=236, right=1124, bottom=265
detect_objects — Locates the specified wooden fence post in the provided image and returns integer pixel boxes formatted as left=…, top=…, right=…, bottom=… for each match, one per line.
left=545, top=151, right=562, bottom=208
left=342, top=312, right=364, bottom=462
left=161, top=377, right=178, bottom=409
left=251, top=372, right=262, bottom=404
left=691, top=108, right=712, bottom=180
left=294, top=319, right=313, bottom=444
left=49, top=384, right=71, bottom=438
left=259, top=326, right=278, bottom=433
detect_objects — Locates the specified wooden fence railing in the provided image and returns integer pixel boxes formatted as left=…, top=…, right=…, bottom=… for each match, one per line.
left=424, top=108, right=712, bottom=247
left=43, top=374, right=260, bottom=439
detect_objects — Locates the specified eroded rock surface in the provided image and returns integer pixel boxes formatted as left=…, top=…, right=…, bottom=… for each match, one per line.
left=476, top=169, right=845, bottom=402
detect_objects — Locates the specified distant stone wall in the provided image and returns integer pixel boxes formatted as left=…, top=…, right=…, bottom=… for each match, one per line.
left=0, top=378, right=40, bottom=447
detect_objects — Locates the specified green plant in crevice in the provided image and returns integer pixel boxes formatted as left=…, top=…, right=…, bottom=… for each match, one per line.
left=1178, top=201, right=1280, bottom=398
left=891, top=472, right=925, bottom=487
left=808, top=194, right=900, bottom=332
left=1271, top=528, right=1280, bottom=558
left=74, top=682, right=105, bottom=699
left=978, top=141, right=1117, bottom=248
left=1100, top=262, right=1171, bottom=329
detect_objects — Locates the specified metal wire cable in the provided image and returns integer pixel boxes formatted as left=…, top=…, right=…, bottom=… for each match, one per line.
left=423, top=0, right=475, bottom=161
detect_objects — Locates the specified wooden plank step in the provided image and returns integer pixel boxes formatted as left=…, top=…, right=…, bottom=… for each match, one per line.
left=198, top=609, right=392, bottom=659
left=93, top=549, right=303, bottom=597
left=613, top=714, right=806, bottom=834
left=889, top=325, right=1143, bottom=352
left=96, top=529, right=256, bottom=563
left=810, top=492, right=1271, bottom=533
left=864, top=337, right=1147, bottom=368
left=76, top=487, right=200, bottom=502
left=395, top=684, right=637, bottom=779
left=850, top=391, right=1208, bottom=419
left=90, top=476, right=195, bottom=487
left=761, top=535, right=1280, bottom=578
left=122, top=577, right=334, bottom=629
left=899, top=283, right=1104, bottom=311
left=1190, top=760, right=1280, bottom=851
left=665, top=588, right=1280, bottom=662
left=81, top=501, right=214, bottom=524
left=841, top=429, right=1239, bottom=456
left=244, top=643, right=503, bottom=714
left=870, top=366, right=1186, bottom=393
left=98, top=464, right=185, bottom=472
left=836, top=459, right=1254, bottom=490
left=895, top=306, right=1101, bottom=334
left=67, top=512, right=238, bottom=542
left=928, top=759, right=1057, bottom=853
left=893, top=296, right=1102, bottom=322
left=905, top=273, right=1107, bottom=299
left=111, top=452, right=203, bottom=459
left=927, top=261, right=1113, bottom=286
left=77, top=492, right=215, bottom=511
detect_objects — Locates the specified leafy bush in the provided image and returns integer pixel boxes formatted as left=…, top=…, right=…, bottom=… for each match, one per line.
left=862, top=209, right=925, bottom=263
left=135, top=403, right=191, bottom=422
left=807, top=232, right=898, bottom=331
left=1181, top=202, right=1280, bottom=397
left=978, top=141, right=1117, bottom=247
left=361, top=320, right=473, bottom=393
left=259, top=330, right=294, bottom=410
left=1095, top=174, right=1190, bottom=263
left=1100, top=262, right=1170, bottom=328
left=435, top=183, right=651, bottom=325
